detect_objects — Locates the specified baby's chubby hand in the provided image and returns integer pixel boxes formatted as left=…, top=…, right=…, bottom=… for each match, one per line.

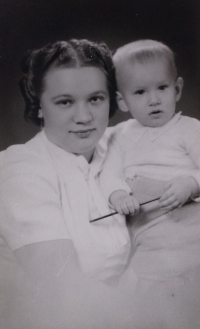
left=109, top=190, right=140, bottom=215
left=159, top=176, right=199, bottom=211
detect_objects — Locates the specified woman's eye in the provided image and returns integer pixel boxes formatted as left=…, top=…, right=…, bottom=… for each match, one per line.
left=135, top=90, right=145, bottom=95
left=90, top=96, right=104, bottom=104
left=56, top=99, right=72, bottom=106
left=159, top=85, right=168, bottom=91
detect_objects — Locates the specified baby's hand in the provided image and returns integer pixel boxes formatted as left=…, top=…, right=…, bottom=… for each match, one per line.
left=159, top=176, right=199, bottom=211
left=109, top=190, right=140, bottom=215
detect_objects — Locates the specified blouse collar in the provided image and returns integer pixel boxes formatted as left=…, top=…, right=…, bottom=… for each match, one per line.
left=40, top=130, right=108, bottom=179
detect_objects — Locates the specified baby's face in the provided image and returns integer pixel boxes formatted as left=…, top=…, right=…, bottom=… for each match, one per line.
left=118, top=58, right=182, bottom=127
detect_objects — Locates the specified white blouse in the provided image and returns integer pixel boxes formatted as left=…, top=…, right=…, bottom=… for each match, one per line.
left=0, top=130, right=131, bottom=282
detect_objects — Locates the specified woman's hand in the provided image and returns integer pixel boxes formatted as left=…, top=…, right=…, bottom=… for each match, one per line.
left=109, top=190, right=140, bottom=215
left=159, top=176, right=199, bottom=211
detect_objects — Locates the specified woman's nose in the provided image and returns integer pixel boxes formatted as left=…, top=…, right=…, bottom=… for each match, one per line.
left=74, top=103, right=92, bottom=124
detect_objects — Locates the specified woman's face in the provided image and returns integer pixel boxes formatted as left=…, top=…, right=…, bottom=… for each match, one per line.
left=40, top=66, right=110, bottom=161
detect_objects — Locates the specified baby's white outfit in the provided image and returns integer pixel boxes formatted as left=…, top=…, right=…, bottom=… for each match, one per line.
left=100, top=112, right=200, bottom=280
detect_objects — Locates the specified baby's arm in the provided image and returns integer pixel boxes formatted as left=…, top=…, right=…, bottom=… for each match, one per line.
left=100, top=130, right=132, bottom=202
left=159, top=117, right=200, bottom=211
left=110, top=190, right=140, bottom=215
left=100, top=124, right=140, bottom=215
left=159, top=176, right=200, bottom=211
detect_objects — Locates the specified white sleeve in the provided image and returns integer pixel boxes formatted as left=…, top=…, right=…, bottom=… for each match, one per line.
left=0, top=154, right=70, bottom=251
left=181, top=118, right=200, bottom=199
left=100, top=133, right=131, bottom=203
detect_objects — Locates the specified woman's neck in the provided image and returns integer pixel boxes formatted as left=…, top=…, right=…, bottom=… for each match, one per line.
left=77, top=149, right=95, bottom=163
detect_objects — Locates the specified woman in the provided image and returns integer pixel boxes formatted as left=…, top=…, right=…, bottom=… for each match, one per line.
left=1, top=39, right=200, bottom=329
left=0, top=39, right=138, bottom=329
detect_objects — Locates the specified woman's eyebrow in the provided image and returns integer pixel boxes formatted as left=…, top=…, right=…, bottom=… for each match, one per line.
left=89, top=90, right=108, bottom=96
left=133, top=85, right=145, bottom=90
left=52, top=94, right=72, bottom=100
left=52, top=91, right=108, bottom=100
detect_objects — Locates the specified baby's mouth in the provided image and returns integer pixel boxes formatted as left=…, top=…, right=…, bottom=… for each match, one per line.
left=149, top=110, right=162, bottom=116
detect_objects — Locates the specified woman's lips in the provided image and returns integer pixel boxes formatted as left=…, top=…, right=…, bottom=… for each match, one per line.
left=71, top=129, right=95, bottom=138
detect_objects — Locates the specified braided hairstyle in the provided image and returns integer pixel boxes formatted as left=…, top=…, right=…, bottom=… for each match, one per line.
left=19, top=39, right=118, bottom=126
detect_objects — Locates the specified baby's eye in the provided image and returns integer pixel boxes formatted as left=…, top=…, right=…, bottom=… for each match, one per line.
left=135, top=89, right=145, bottom=95
left=159, top=84, right=168, bottom=91
left=90, top=96, right=104, bottom=104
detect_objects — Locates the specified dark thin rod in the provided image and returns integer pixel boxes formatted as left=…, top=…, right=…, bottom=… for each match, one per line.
left=90, top=197, right=160, bottom=223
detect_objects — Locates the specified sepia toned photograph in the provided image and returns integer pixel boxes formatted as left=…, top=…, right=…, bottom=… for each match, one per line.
left=0, top=1, right=200, bottom=328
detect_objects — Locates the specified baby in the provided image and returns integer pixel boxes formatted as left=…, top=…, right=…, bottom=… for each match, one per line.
left=100, top=39, right=200, bottom=327
left=101, top=39, right=200, bottom=219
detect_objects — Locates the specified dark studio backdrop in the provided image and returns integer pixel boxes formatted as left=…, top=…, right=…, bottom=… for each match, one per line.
left=0, top=0, right=200, bottom=150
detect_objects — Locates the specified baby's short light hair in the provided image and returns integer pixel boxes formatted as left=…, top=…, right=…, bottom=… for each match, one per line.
left=113, top=39, right=178, bottom=83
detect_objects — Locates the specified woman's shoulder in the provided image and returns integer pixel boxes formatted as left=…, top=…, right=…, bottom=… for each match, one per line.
left=3, top=132, right=46, bottom=164
left=113, top=119, right=138, bottom=133
left=105, top=119, right=138, bottom=143
left=1, top=132, right=55, bottom=180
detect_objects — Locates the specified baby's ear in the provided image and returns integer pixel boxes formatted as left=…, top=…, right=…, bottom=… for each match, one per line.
left=116, top=91, right=129, bottom=112
left=175, top=77, right=184, bottom=102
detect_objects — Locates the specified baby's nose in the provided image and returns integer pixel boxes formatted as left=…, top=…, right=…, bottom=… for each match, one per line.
left=149, top=91, right=161, bottom=106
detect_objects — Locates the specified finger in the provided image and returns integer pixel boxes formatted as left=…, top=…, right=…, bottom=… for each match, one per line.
left=115, top=205, right=126, bottom=215
left=160, top=195, right=177, bottom=207
left=120, top=202, right=132, bottom=215
left=163, top=181, right=172, bottom=191
left=128, top=199, right=140, bottom=215
left=159, top=189, right=175, bottom=203
left=133, top=198, right=140, bottom=209
left=132, top=202, right=140, bottom=215
left=159, top=195, right=173, bottom=204
left=161, top=200, right=180, bottom=212
left=123, top=200, right=139, bottom=215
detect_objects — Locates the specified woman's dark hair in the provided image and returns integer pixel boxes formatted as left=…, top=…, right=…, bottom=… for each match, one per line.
left=19, top=39, right=117, bottom=126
